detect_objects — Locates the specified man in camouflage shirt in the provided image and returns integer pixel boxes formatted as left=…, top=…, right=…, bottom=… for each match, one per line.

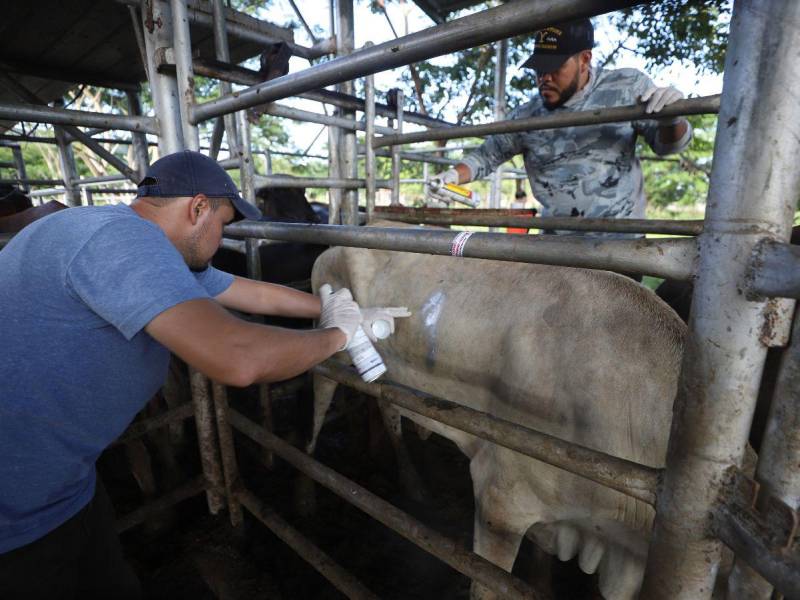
left=432, top=18, right=692, bottom=235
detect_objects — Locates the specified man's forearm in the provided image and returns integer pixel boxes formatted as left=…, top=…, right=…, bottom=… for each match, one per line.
left=656, top=119, right=689, bottom=146
left=216, top=276, right=321, bottom=318
left=247, top=325, right=344, bottom=384
left=454, top=163, right=472, bottom=184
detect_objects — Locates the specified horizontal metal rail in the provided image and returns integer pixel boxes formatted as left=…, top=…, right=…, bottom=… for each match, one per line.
left=115, top=475, right=207, bottom=533
left=0, top=161, right=15, bottom=169
left=374, top=95, right=721, bottom=149
left=191, top=0, right=643, bottom=123
left=228, top=410, right=540, bottom=599
left=748, top=240, right=800, bottom=299
left=0, top=133, right=157, bottom=148
left=315, top=361, right=660, bottom=505
left=223, top=222, right=697, bottom=281
left=0, top=178, right=63, bottom=187
left=237, top=489, right=380, bottom=600
left=113, top=403, right=195, bottom=446
left=373, top=207, right=705, bottom=236
left=712, top=494, right=800, bottom=599
left=253, top=175, right=393, bottom=189
left=0, top=101, right=159, bottom=134
left=259, top=103, right=395, bottom=135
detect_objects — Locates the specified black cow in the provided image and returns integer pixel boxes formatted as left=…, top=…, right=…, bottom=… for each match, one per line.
left=0, top=184, right=33, bottom=218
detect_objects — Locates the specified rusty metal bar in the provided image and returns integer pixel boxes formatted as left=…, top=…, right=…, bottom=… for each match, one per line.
left=189, top=368, right=226, bottom=514
left=315, top=361, right=660, bottom=505
left=224, top=222, right=698, bottom=281
left=116, top=475, right=206, bottom=533
left=0, top=101, right=158, bottom=135
left=748, top=240, right=800, bottom=299
left=228, top=409, right=540, bottom=599
left=113, top=403, right=194, bottom=446
left=237, top=489, right=380, bottom=599
left=253, top=175, right=392, bottom=189
left=374, top=95, right=720, bottom=149
left=374, top=207, right=704, bottom=236
left=211, top=382, right=243, bottom=527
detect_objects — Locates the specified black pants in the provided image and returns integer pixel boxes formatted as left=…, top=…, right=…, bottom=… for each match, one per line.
left=0, top=480, right=141, bottom=600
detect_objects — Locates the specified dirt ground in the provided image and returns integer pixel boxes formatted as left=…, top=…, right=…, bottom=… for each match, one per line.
left=100, top=380, right=601, bottom=599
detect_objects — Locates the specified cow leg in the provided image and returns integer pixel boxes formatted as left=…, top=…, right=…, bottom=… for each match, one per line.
left=470, top=447, right=537, bottom=600
left=295, top=373, right=339, bottom=517
left=378, top=400, right=428, bottom=502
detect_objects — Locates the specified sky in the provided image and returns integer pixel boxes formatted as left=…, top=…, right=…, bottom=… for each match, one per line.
left=243, top=1, right=725, bottom=155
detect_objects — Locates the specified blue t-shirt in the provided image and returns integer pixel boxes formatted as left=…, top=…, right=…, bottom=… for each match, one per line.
left=0, top=204, right=233, bottom=553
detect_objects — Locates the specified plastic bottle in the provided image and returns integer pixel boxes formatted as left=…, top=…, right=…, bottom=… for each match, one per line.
left=320, top=284, right=387, bottom=383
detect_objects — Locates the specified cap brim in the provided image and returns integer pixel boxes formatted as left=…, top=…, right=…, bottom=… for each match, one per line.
left=231, top=195, right=262, bottom=221
left=520, top=53, right=571, bottom=75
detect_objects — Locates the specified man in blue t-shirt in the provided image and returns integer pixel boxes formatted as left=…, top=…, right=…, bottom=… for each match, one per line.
left=0, top=151, right=406, bottom=599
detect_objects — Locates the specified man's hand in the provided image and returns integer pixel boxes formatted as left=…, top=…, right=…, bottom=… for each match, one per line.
left=427, top=168, right=461, bottom=204
left=640, top=85, right=685, bottom=124
left=319, top=285, right=362, bottom=350
left=361, top=307, right=412, bottom=341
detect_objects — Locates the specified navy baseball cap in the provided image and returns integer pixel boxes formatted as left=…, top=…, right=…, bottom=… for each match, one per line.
left=137, top=150, right=262, bottom=221
left=521, top=18, right=594, bottom=75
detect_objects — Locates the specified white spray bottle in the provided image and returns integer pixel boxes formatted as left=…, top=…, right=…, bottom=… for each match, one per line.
left=320, top=284, right=387, bottom=383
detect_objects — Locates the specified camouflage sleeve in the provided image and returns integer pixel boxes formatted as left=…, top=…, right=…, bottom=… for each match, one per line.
left=631, top=71, right=693, bottom=156
left=460, top=107, right=525, bottom=180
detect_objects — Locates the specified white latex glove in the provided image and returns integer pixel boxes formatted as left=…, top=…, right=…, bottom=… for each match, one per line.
left=360, top=306, right=412, bottom=341
left=427, top=168, right=461, bottom=204
left=640, top=85, right=685, bottom=124
left=318, top=284, right=362, bottom=350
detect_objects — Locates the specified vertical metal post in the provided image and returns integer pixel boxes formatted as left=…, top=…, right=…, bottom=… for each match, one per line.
left=489, top=38, right=507, bottom=215
left=11, top=146, right=27, bottom=193
left=126, top=91, right=150, bottom=178
left=236, top=110, right=257, bottom=209
left=53, top=102, right=81, bottom=208
left=327, top=126, right=342, bottom=224
left=171, top=0, right=200, bottom=151
left=264, top=149, right=272, bottom=175
left=189, top=367, right=226, bottom=514
left=364, top=47, right=376, bottom=222
left=209, top=117, right=225, bottom=160
left=336, top=0, right=359, bottom=225
left=390, top=89, right=403, bottom=207
left=85, top=188, right=95, bottom=206
left=211, top=381, right=243, bottom=527
left=245, top=238, right=274, bottom=468
left=141, top=0, right=184, bottom=154
left=640, top=2, right=800, bottom=598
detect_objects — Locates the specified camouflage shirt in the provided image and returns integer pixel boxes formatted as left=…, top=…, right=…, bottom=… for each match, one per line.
left=461, top=66, right=693, bottom=228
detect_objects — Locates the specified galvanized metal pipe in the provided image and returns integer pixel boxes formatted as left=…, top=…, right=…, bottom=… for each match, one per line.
left=53, top=119, right=81, bottom=207
left=188, top=368, right=226, bottom=514
left=748, top=240, right=800, bottom=299
left=228, top=410, right=540, bottom=599
left=364, top=60, right=377, bottom=220
left=126, top=91, right=150, bottom=178
left=373, top=207, right=704, bottom=236
left=191, top=0, right=643, bottom=123
left=0, top=101, right=158, bottom=135
left=390, top=89, right=403, bottom=206
left=236, top=111, right=257, bottom=207
left=0, top=178, right=64, bottom=187
left=336, top=0, right=360, bottom=227
left=0, top=133, right=157, bottom=148
left=640, top=2, right=800, bottom=597
left=258, top=102, right=395, bottom=135
left=489, top=38, right=508, bottom=213
left=116, top=475, right=206, bottom=533
left=142, top=0, right=184, bottom=153
left=11, top=146, right=27, bottom=193
left=316, top=361, right=660, bottom=504
left=224, top=221, right=697, bottom=281
left=253, top=175, right=392, bottom=189
left=374, top=95, right=721, bottom=149
left=171, top=0, right=200, bottom=150
left=237, top=489, right=380, bottom=599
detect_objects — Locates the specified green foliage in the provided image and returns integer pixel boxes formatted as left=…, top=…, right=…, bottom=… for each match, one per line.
left=612, top=0, right=731, bottom=74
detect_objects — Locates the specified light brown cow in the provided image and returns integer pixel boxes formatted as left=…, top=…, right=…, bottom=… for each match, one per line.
left=308, top=240, right=686, bottom=600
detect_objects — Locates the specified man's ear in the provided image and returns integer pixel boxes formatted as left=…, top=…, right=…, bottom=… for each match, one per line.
left=188, top=194, right=209, bottom=226
left=579, top=50, right=592, bottom=72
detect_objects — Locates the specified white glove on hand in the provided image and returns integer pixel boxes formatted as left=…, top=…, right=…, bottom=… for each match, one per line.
left=319, top=285, right=362, bottom=351
left=360, top=307, right=412, bottom=341
left=427, top=168, right=461, bottom=204
left=640, top=85, right=685, bottom=125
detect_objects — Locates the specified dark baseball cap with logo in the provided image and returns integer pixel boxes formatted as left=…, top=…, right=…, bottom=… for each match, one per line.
left=136, top=150, right=262, bottom=221
left=521, top=18, right=594, bottom=75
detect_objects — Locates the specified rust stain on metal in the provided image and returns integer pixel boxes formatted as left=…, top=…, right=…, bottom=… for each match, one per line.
left=143, top=0, right=162, bottom=33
